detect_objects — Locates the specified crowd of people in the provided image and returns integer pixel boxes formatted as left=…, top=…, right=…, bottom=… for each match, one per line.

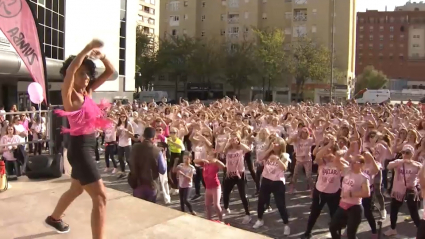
left=1, top=38, right=424, bottom=239
left=99, top=96, right=425, bottom=239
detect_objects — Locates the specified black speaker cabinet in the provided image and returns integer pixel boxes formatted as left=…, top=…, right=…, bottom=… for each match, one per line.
left=26, top=154, right=63, bottom=179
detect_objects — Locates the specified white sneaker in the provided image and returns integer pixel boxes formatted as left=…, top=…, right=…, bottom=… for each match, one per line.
left=383, top=228, right=397, bottom=237
left=7, top=183, right=11, bottom=189
left=380, top=209, right=387, bottom=220
left=103, top=168, right=109, bottom=173
left=342, top=228, right=347, bottom=237
left=283, top=225, right=290, bottom=236
left=253, top=219, right=264, bottom=229
left=242, top=215, right=251, bottom=224
left=171, top=189, right=179, bottom=196
left=383, top=191, right=391, bottom=198
left=112, top=168, right=117, bottom=174
left=226, top=208, right=231, bottom=214
left=265, top=207, right=273, bottom=213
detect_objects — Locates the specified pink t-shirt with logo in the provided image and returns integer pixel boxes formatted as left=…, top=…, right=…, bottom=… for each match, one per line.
left=226, top=149, right=245, bottom=177
left=203, top=163, right=220, bottom=189
left=261, top=153, right=288, bottom=183
left=340, top=170, right=370, bottom=205
left=294, top=138, right=314, bottom=161
left=391, top=160, right=422, bottom=202
left=104, top=125, right=117, bottom=143
left=255, top=139, right=268, bottom=164
left=316, top=160, right=342, bottom=194
left=177, top=163, right=196, bottom=188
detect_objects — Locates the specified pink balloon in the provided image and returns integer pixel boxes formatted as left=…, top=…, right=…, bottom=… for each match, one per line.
left=27, top=82, right=44, bottom=104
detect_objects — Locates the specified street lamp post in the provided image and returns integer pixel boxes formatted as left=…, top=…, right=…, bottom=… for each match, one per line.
left=330, top=0, right=336, bottom=102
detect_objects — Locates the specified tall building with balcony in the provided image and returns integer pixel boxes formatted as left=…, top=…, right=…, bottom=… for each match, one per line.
left=138, top=0, right=159, bottom=36
left=356, top=10, right=425, bottom=90
left=158, top=0, right=356, bottom=101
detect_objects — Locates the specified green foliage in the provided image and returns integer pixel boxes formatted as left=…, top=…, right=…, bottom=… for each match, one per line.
left=189, top=38, right=222, bottom=84
left=135, top=27, right=159, bottom=92
left=355, top=65, right=388, bottom=93
left=287, top=37, right=332, bottom=99
left=252, top=28, right=287, bottom=86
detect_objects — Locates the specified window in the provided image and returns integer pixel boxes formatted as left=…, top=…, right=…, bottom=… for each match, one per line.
left=359, top=18, right=364, bottom=23
left=400, top=44, right=404, bottom=47
left=119, top=0, right=127, bottom=76
left=202, top=1, right=206, bottom=7
left=201, top=15, right=205, bottom=21
left=169, top=1, right=180, bottom=10
left=28, top=0, right=66, bottom=60
left=369, top=43, right=373, bottom=49
left=285, top=12, right=292, bottom=19
left=389, top=43, right=394, bottom=47
left=379, top=17, right=385, bottom=23
left=400, top=34, right=405, bottom=39
left=245, top=12, right=249, bottom=19
left=369, top=26, right=373, bottom=32
left=413, top=44, right=420, bottom=48
left=369, top=35, right=373, bottom=40
left=221, top=29, right=226, bottom=35
left=229, top=0, right=239, bottom=8
left=359, top=35, right=363, bottom=40
left=184, top=1, right=188, bottom=6
left=201, top=31, right=205, bottom=37
left=390, top=35, right=394, bottom=41
left=413, top=35, right=421, bottom=38
left=389, top=53, right=393, bottom=59
left=380, top=35, right=383, bottom=41
left=379, top=44, right=383, bottom=50
left=312, top=25, right=317, bottom=33
left=171, top=29, right=177, bottom=36
left=262, top=13, right=267, bottom=19
left=359, top=26, right=364, bottom=32
left=184, top=14, right=188, bottom=20
left=312, top=9, right=317, bottom=15
left=390, top=17, right=394, bottom=23
left=390, top=26, right=394, bottom=32
left=221, top=14, right=225, bottom=21
left=379, top=26, right=384, bottom=32
left=399, top=54, right=404, bottom=60
left=359, top=44, right=363, bottom=49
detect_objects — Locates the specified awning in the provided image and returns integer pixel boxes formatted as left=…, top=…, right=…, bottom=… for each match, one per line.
left=0, top=50, right=118, bottom=80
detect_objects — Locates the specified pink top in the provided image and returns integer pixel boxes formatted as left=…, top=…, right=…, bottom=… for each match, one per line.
left=0, top=135, right=20, bottom=161
left=261, top=153, right=289, bottom=183
left=340, top=170, right=370, bottom=205
left=203, top=163, right=220, bottom=189
left=294, top=138, right=314, bottom=161
left=104, top=125, right=117, bottom=143
left=362, top=161, right=379, bottom=182
left=177, top=163, right=195, bottom=188
left=255, top=139, right=268, bottom=164
left=226, top=148, right=245, bottom=178
left=373, top=143, right=390, bottom=166
left=55, top=96, right=111, bottom=136
left=391, top=160, right=422, bottom=202
left=316, top=160, right=342, bottom=194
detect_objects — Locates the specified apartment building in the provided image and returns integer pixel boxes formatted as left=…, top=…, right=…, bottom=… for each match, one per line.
left=356, top=10, right=425, bottom=89
left=157, top=0, right=356, bottom=101
left=395, top=1, right=425, bottom=11
left=138, top=0, right=159, bottom=36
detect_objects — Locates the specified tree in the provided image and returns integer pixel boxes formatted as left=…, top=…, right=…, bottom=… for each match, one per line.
left=221, top=40, right=258, bottom=97
left=156, top=35, right=198, bottom=98
left=135, top=27, right=160, bottom=92
left=355, top=65, right=388, bottom=93
left=188, top=38, right=222, bottom=86
left=287, top=37, right=332, bottom=101
left=252, top=28, right=287, bottom=100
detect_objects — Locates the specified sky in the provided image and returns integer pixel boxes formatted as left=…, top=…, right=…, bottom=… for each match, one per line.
left=357, top=0, right=411, bottom=12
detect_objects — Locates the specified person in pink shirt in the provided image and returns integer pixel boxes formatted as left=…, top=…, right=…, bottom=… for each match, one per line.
left=193, top=147, right=225, bottom=221
left=252, top=139, right=291, bottom=236
left=302, top=137, right=342, bottom=239
left=384, top=145, right=422, bottom=237
left=0, top=126, right=20, bottom=177
left=287, top=127, right=315, bottom=195
left=417, top=164, right=425, bottom=239
left=175, top=152, right=196, bottom=215
left=329, top=154, right=370, bottom=239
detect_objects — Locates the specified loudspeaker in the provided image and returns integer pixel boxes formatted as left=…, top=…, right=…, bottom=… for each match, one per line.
left=50, top=106, right=69, bottom=154
left=26, top=154, right=63, bottom=179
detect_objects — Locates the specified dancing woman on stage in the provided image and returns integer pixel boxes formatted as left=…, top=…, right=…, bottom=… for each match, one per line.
left=45, top=39, right=115, bottom=239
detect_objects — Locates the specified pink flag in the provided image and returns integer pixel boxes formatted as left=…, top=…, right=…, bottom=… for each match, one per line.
left=0, top=0, right=47, bottom=103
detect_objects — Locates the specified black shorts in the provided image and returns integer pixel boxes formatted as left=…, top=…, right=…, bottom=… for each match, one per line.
left=67, top=133, right=100, bottom=186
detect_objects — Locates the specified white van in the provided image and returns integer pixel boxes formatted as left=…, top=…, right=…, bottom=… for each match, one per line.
left=355, top=89, right=390, bottom=104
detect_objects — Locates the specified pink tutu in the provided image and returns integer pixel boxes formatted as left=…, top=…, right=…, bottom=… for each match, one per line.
left=55, top=97, right=112, bottom=136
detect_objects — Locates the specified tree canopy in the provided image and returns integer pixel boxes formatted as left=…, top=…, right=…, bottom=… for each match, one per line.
left=355, top=65, right=388, bottom=93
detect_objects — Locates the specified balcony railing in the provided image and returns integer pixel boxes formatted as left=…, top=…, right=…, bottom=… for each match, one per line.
left=228, top=17, right=239, bottom=23
left=227, top=33, right=239, bottom=39
left=293, top=14, right=307, bottom=21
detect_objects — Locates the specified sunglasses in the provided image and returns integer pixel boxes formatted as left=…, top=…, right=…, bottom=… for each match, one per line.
left=401, top=151, right=412, bottom=155
left=170, top=131, right=176, bottom=134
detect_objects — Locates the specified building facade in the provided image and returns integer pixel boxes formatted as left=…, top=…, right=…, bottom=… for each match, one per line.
left=395, top=1, right=425, bottom=11
left=156, top=0, right=356, bottom=101
left=356, top=10, right=425, bottom=89
left=138, top=0, right=159, bottom=36
left=0, top=0, right=138, bottom=110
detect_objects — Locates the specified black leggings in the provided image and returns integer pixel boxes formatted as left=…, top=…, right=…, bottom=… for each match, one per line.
left=244, top=152, right=258, bottom=191
left=257, top=178, right=289, bottom=224
left=417, top=220, right=425, bottom=239
left=117, top=146, right=131, bottom=172
left=223, top=173, right=250, bottom=215
left=179, top=187, right=193, bottom=213
left=95, top=138, right=100, bottom=162
left=362, top=194, right=377, bottom=234
left=193, top=166, right=205, bottom=195
left=389, top=193, right=421, bottom=229
left=169, top=152, right=182, bottom=189
left=256, top=164, right=270, bottom=208
left=305, top=188, right=340, bottom=235
left=383, top=158, right=396, bottom=191
left=329, top=205, right=363, bottom=239
left=104, top=143, right=118, bottom=168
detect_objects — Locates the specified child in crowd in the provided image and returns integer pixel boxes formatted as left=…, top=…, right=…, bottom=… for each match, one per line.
left=176, top=152, right=196, bottom=215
